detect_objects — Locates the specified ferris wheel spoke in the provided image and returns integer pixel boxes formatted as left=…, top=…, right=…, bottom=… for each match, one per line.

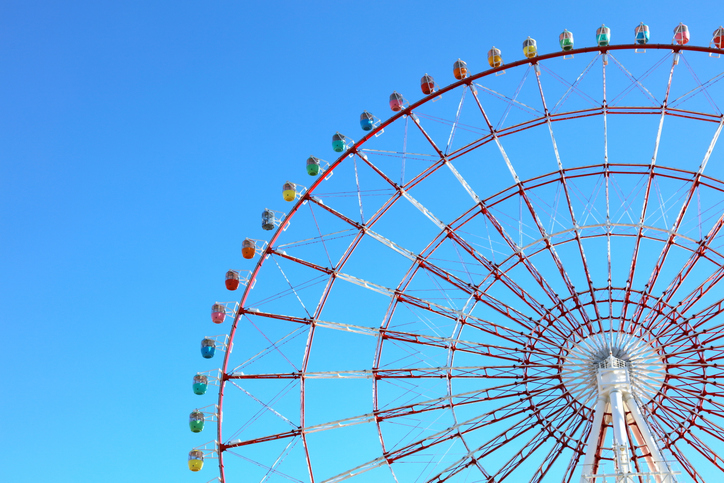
left=660, top=344, right=715, bottom=364
left=426, top=391, right=582, bottom=482
left=652, top=301, right=724, bottom=348
left=358, top=144, right=452, bottom=201
left=321, top=389, right=562, bottom=483
left=308, top=196, right=364, bottom=232
left=228, top=365, right=559, bottom=381
left=659, top=260, right=724, bottom=333
left=560, top=426, right=591, bottom=483
left=661, top=48, right=681, bottom=108
left=310, top=153, right=430, bottom=250
left=481, top=198, right=594, bottom=336
left=698, top=336, right=724, bottom=357
left=426, top=419, right=540, bottom=481
left=657, top=413, right=724, bottom=474
left=678, top=55, right=723, bottom=114
left=646, top=392, right=724, bottom=470
left=530, top=437, right=580, bottom=483
left=225, top=382, right=560, bottom=457
left=650, top=296, right=724, bottom=346
left=268, top=248, right=334, bottom=276
left=561, top=381, right=598, bottom=407
left=437, top=130, right=495, bottom=164
left=654, top=390, right=703, bottom=427
left=666, top=362, right=724, bottom=376
left=636, top=401, right=704, bottom=482
left=410, top=294, right=567, bottom=350
left=383, top=328, right=553, bottom=363
left=511, top=404, right=589, bottom=483
left=534, top=68, right=604, bottom=326
left=397, top=292, right=570, bottom=352
left=669, top=71, right=724, bottom=112
left=623, top=178, right=680, bottom=328
left=443, top=85, right=467, bottom=155
left=223, top=429, right=300, bottom=450
left=660, top=441, right=705, bottom=483
left=377, top=381, right=555, bottom=419
left=357, top=159, right=588, bottom=344
left=629, top=121, right=724, bottom=334
left=390, top=388, right=564, bottom=459
left=637, top=211, right=724, bottom=333
left=238, top=307, right=555, bottom=362
left=660, top=392, right=724, bottom=444
left=443, top=227, right=589, bottom=340
left=453, top=104, right=594, bottom=329
left=620, top=89, right=667, bottom=323
left=661, top=382, right=715, bottom=403
left=222, top=379, right=299, bottom=445
left=679, top=433, right=724, bottom=477
left=416, top=253, right=576, bottom=341
left=666, top=371, right=724, bottom=392
left=408, top=98, right=468, bottom=167
left=695, top=398, right=724, bottom=425
left=306, top=200, right=338, bottom=266
left=474, top=79, right=543, bottom=129
left=473, top=198, right=592, bottom=330
left=490, top=403, right=588, bottom=483
left=365, top=220, right=575, bottom=342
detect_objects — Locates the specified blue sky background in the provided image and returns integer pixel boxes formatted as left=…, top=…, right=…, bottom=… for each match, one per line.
left=2, top=1, right=724, bottom=481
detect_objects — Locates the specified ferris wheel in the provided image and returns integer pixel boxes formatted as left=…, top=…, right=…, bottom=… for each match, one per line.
left=188, top=23, right=724, bottom=483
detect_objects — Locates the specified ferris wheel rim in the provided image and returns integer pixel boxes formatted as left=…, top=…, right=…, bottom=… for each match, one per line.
left=226, top=42, right=724, bottom=331
left=212, top=43, right=724, bottom=482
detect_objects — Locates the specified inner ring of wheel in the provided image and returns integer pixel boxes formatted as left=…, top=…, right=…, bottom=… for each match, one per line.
left=376, top=165, right=718, bottom=468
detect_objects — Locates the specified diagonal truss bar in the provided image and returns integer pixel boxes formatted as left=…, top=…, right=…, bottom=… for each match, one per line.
left=222, top=381, right=564, bottom=453
left=533, top=59, right=603, bottom=327
left=469, top=85, right=593, bottom=331
left=636, top=210, right=724, bottom=333
left=408, top=112, right=588, bottom=338
left=322, top=383, right=567, bottom=483
left=619, top=54, right=680, bottom=325
left=477, top=399, right=588, bottom=483
left=228, top=365, right=559, bottom=381
left=318, top=141, right=581, bottom=345
left=426, top=389, right=587, bottom=482
left=630, top=118, right=724, bottom=332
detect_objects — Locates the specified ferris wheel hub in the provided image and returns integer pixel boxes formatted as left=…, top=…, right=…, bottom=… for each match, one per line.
left=561, top=332, right=665, bottom=406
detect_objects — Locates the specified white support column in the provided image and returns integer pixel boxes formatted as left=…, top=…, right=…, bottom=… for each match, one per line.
left=624, top=393, right=668, bottom=480
left=568, top=337, right=678, bottom=483
left=609, top=389, right=632, bottom=475
left=580, top=396, right=607, bottom=483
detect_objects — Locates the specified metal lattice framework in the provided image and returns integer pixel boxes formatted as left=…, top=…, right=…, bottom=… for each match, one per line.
left=192, top=41, right=724, bottom=482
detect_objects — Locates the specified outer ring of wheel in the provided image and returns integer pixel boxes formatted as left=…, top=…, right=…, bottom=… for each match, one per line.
left=216, top=43, right=724, bottom=481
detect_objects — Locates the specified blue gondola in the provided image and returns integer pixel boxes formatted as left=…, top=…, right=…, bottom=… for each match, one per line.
left=635, top=22, right=650, bottom=45
left=360, top=111, right=374, bottom=131
left=201, top=338, right=216, bottom=359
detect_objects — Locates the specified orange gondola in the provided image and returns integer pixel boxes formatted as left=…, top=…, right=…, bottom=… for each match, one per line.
left=453, top=59, right=469, bottom=80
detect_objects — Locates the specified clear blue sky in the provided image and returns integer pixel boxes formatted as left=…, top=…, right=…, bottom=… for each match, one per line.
left=2, top=1, right=723, bottom=481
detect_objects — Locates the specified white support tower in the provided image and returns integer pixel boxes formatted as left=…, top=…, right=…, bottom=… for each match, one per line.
left=579, top=353, right=676, bottom=483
